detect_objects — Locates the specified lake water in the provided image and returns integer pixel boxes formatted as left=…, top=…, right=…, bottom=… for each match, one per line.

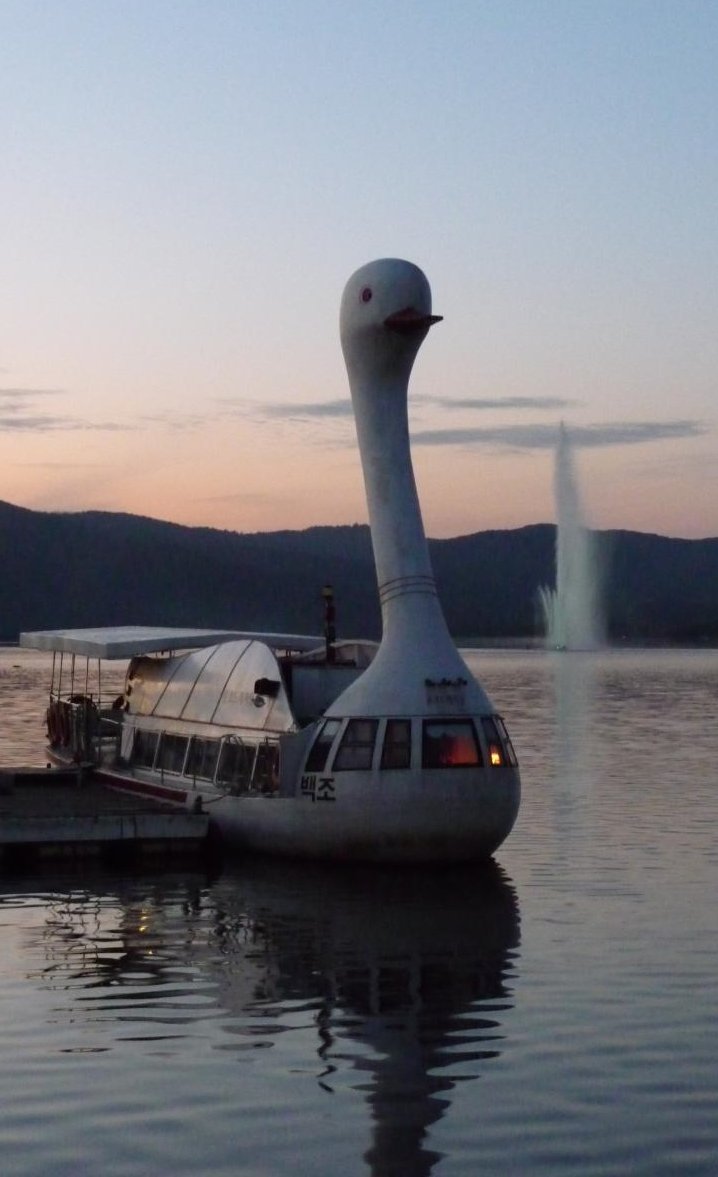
left=0, top=646, right=716, bottom=1176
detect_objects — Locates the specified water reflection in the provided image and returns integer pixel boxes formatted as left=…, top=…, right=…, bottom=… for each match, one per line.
left=18, top=859, right=520, bottom=1176
left=552, top=651, right=598, bottom=791
left=210, top=861, right=520, bottom=1175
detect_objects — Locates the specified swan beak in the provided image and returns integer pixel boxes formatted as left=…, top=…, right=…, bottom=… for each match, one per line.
left=384, top=307, right=443, bottom=333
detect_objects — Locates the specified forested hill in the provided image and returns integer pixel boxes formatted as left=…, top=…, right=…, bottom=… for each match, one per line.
left=1, top=499, right=716, bottom=643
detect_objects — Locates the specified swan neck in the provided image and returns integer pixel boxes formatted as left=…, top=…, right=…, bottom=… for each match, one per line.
left=350, top=372, right=450, bottom=640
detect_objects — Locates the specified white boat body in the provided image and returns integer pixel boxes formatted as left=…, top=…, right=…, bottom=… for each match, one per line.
left=192, top=779, right=518, bottom=863
left=20, top=259, right=521, bottom=863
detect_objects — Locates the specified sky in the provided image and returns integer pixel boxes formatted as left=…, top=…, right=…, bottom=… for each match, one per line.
left=1, top=1, right=716, bottom=539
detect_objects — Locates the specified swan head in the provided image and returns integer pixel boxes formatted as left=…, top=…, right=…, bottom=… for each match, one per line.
left=340, top=258, right=442, bottom=386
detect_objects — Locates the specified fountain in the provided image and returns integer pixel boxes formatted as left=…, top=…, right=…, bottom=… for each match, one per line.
left=539, top=423, right=603, bottom=650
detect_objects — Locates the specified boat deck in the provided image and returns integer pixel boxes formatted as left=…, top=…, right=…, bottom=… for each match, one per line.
left=0, top=766, right=210, bottom=868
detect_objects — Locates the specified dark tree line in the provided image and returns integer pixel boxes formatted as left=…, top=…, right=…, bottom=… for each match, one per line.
left=1, top=500, right=716, bottom=644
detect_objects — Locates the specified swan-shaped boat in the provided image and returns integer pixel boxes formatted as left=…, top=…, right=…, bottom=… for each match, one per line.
left=21, top=258, right=520, bottom=862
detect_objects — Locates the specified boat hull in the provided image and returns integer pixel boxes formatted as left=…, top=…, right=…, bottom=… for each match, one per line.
left=55, top=755, right=520, bottom=864
left=211, top=778, right=520, bottom=863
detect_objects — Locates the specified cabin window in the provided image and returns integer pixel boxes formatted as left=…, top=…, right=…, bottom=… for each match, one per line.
left=186, top=737, right=220, bottom=782
left=157, top=733, right=188, bottom=775
left=216, top=739, right=254, bottom=790
left=333, top=718, right=378, bottom=772
left=480, top=710, right=508, bottom=767
left=494, top=715, right=518, bottom=766
left=422, top=720, right=481, bottom=768
left=132, top=728, right=159, bottom=769
left=305, top=718, right=341, bottom=773
left=380, top=719, right=412, bottom=770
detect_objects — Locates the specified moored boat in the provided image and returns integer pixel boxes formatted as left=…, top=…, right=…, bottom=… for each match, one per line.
left=20, top=258, right=521, bottom=862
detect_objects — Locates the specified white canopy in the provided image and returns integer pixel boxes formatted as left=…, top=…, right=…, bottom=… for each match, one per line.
left=19, top=626, right=324, bottom=660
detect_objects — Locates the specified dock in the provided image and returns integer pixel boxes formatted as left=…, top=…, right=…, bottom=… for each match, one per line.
left=0, top=766, right=210, bottom=868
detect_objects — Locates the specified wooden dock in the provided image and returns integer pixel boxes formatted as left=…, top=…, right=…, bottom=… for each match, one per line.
left=0, top=766, right=210, bottom=868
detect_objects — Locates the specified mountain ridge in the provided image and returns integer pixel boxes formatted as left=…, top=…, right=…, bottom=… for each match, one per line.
left=1, top=500, right=716, bottom=643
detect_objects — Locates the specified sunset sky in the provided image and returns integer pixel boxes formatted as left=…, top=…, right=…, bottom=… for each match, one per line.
left=1, top=1, right=716, bottom=539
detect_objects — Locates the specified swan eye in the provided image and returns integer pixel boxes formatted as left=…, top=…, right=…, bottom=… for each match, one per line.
left=360, top=287, right=373, bottom=304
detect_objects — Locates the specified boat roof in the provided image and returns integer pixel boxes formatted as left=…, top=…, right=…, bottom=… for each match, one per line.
left=19, top=626, right=325, bottom=660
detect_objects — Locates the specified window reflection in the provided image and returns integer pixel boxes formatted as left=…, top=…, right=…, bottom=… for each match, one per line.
left=381, top=719, right=412, bottom=770
left=333, top=718, right=378, bottom=771
left=305, top=718, right=341, bottom=773
left=481, top=717, right=505, bottom=767
left=494, top=715, right=518, bottom=766
left=132, top=728, right=159, bottom=769
left=217, top=739, right=255, bottom=790
left=186, top=737, right=220, bottom=781
left=422, top=721, right=481, bottom=768
left=157, top=733, right=188, bottom=774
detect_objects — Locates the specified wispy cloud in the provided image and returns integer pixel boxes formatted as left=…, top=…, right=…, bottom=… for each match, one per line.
left=566, top=422, right=708, bottom=447
left=260, top=399, right=352, bottom=420
left=0, top=386, right=131, bottom=432
left=421, top=394, right=576, bottom=412
left=217, top=395, right=706, bottom=456
left=235, top=393, right=575, bottom=422
left=411, top=420, right=708, bottom=450
left=138, top=411, right=208, bottom=431
left=0, top=387, right=63, bottom=400
left=0, top=414, right=131, bottom=432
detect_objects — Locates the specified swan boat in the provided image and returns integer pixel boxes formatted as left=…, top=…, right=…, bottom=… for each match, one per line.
left=21, top=259, right=521, bottom=863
